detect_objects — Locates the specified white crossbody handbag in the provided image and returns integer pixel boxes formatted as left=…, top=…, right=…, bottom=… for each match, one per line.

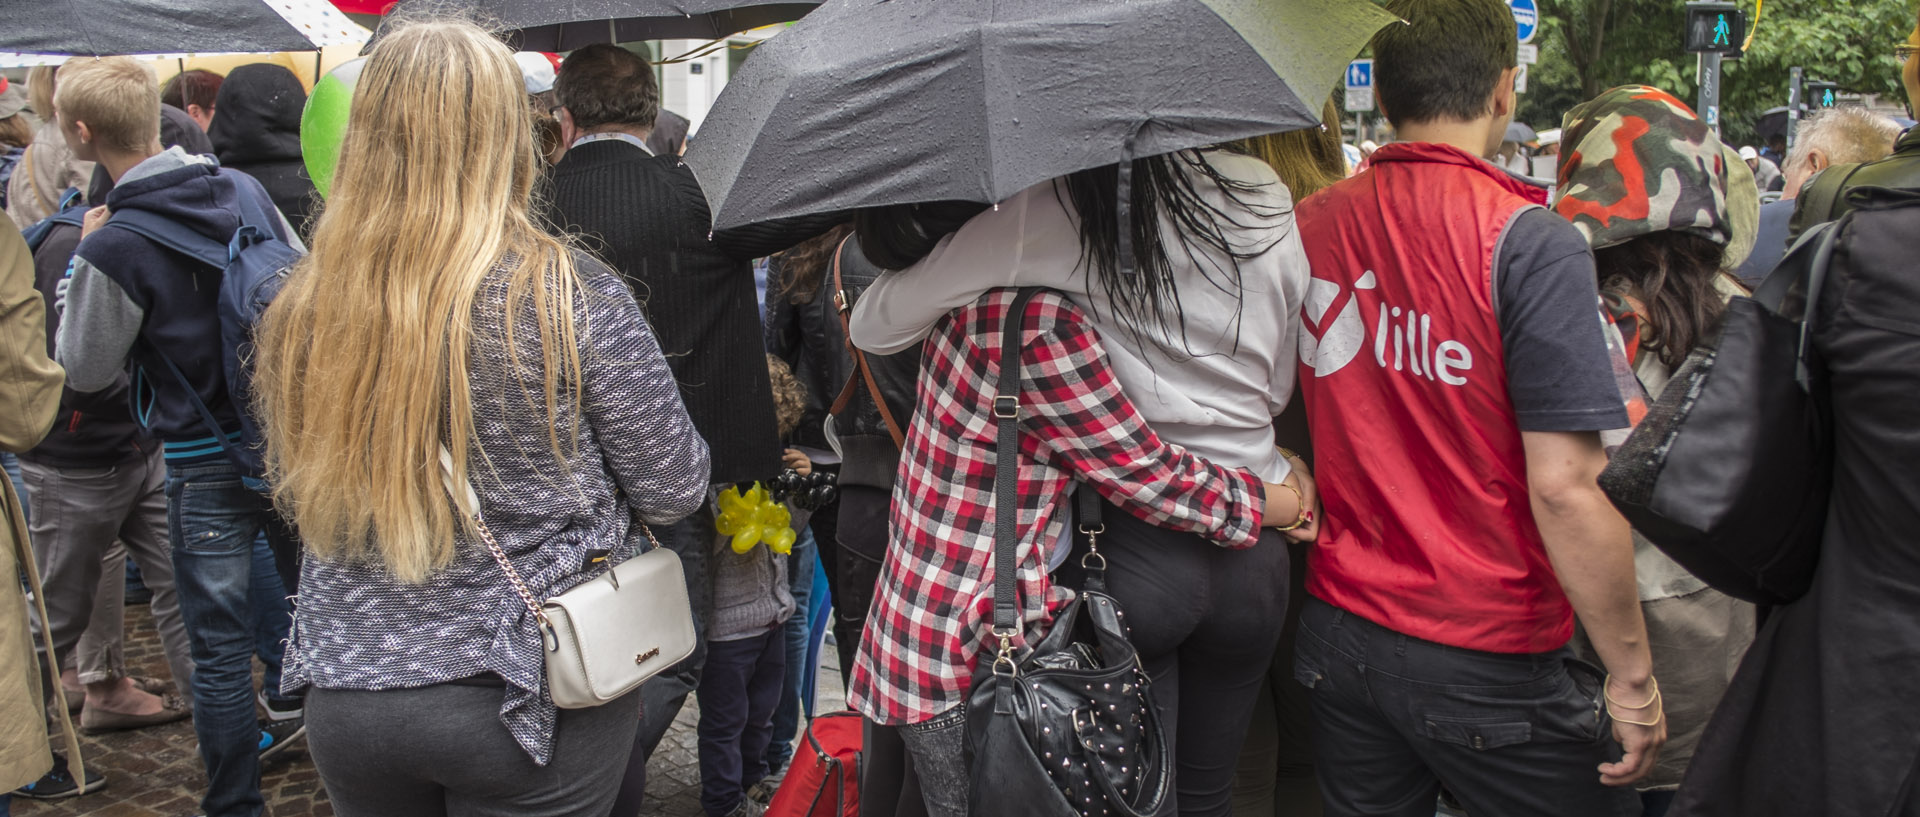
left=440, top=449, right=697, bottom=709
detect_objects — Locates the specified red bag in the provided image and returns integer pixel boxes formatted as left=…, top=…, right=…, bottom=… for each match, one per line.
left=766, top=710, right=862, bottom=817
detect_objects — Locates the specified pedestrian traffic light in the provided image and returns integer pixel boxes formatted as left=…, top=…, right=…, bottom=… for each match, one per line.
left=1806, top=82, right=1844, bottom=109
left=1683, top=2, right=1746, bottom=55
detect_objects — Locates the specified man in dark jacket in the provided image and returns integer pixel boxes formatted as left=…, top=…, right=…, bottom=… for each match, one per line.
left=52, top=56, right=302, bottom=817
left=208, top=64, right=317, bottom=240
left=546, top=42, right=787, bottom=817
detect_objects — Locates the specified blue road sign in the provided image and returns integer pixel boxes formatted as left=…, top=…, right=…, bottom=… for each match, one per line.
left=1346, top=59, right=1372, bottom=89
left=1511, top=0, right=1539, bottom=43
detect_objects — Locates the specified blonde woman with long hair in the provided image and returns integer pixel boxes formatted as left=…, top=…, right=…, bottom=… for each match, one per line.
left=254, top=20, right=709, bottom=815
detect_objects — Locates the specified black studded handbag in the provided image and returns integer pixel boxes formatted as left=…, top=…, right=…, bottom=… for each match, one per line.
left=963, top=287, right=1171, bottom=817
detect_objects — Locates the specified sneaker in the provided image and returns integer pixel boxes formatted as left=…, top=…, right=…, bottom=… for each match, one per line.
left=722, top=799, right=767, bottom=817
left=257, top=691, right=305, bottom=721
left=13, top=754, right=108, bottom=800
left=257, top=716, right=307, bottom=763
left=746, top=774, right=783, bottom=806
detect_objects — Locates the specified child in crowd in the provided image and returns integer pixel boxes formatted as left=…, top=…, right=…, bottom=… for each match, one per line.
left=695, top=357, right=806, bottom=817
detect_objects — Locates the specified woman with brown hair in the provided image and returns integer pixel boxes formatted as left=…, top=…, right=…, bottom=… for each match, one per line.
left=1551, top=85, right=1760, bottom=817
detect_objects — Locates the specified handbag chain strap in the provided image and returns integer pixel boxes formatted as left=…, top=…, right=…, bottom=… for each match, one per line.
left=438, top=446, right=662, bottom=634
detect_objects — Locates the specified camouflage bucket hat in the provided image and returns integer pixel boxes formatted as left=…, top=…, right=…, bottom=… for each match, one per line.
left=1552, top=85, right=1758, bottom=269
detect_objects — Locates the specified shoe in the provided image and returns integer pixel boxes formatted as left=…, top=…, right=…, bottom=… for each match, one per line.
left=257, top=691, right=305, bottom=721
left=746, top=775, right=783, bottom=806
left=723, top=799, right=768, bottom=817
left=79, top=692, right=191, bottom=734
left=125, top=585, right=153, bottom=605
left=129, top=675, right=176, bottom=696
left=12, top=754, right=108, bottom=800
left=258, top=716, right=307, bottom=763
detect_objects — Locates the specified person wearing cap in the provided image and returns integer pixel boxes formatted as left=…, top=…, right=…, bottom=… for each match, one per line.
left=1552, top=84, right=1760, bottom=817
left=514, top=52, right=566, bottom=165
left=1739, top=145, right=1783, bottom=193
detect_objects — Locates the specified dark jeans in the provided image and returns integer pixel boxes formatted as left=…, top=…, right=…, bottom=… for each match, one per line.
left=1052, top=500, right=1290, bottom=817
left=612, top=500, right=716, bottom=817
left=166, top=461, right=300, bottom=817
left=1232, top=541, right=1323, bottom=817
left=766, top=525, right=817, bottom=773
left=1292, top=597, right=1638, bottom=817
left=249, top=534, right=298, bottom=704
left=697, top=629, right=788, bottom=816
left=861, top=720, right=929, bottom=817
left=896, top=705, right=968, bottom=817
left=307, top=683, right=641, bottom=817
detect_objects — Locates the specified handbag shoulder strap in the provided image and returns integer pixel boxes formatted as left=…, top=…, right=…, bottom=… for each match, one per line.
left=990, top=287, right=1047, bottom=643
left=438, top=447, right=550, bottom=629
left=434, top=447, right=666, bottom=635
left=828, top=237, right=908, bottom=448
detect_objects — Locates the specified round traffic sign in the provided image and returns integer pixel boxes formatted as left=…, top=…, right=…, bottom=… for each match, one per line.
left=1510, top=0, right=1539, bottom=44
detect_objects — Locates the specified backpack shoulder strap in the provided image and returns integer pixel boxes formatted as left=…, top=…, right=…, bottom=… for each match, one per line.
left=1790, top=162, right=1867, bottom=240
left=103, top=209, right=230, bottom=270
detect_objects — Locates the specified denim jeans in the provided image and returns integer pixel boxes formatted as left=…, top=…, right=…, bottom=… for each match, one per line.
left=167, top=460, right=299, bottom=817
left=2, top=452, right=25, bottom=524
left=248, top=534, right=296, bottom=703
left=897, top=705, right=968, bottom=817
left=765, top=525, right=817, bottom=773
left=1292, top=598, right=1637, bottom=817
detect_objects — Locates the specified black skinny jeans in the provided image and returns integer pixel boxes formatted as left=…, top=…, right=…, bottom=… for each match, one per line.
left=1054, top=497, right=1291, bottom=817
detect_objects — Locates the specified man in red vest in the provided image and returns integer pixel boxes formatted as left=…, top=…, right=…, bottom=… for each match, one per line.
left=1292, top=1, right=1667, bottom=815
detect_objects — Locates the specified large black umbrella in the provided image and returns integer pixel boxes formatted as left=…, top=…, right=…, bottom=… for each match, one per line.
left=684, top=0, right=1399, bottom=230
left=373, top=0, right=821, bottom=51
left=0, top=0, right=369, bottom=57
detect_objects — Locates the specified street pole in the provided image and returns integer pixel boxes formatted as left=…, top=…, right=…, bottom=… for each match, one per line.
left=1697, top=50, right=1723, bottom=138
left=1787, top=67, right=1805, bottom=152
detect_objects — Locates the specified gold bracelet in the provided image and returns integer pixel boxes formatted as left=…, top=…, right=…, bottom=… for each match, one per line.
left=1271, top=479, right=1308, bottom=531
left=1603, top=674, right=1660, bottom=710
left=1608, top=704, right=1665, bottom=728
left=1278, top=447, right=1303, bottom=462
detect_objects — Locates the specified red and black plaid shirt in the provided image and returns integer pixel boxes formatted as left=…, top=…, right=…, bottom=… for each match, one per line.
left=848, top=289, right=1266, bottom=725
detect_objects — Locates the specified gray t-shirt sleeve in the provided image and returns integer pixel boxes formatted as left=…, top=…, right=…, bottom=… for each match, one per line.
left=1495, top=208, right=1629, bottom=432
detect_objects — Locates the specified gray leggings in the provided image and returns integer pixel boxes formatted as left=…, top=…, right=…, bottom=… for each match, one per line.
left=307, top=682, right=642, bottom=817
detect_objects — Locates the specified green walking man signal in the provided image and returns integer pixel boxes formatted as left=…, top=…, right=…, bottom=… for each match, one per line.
left=1684, top=3, right=1746, bottom=55
left=1807, top=82, right=1844, bottom=109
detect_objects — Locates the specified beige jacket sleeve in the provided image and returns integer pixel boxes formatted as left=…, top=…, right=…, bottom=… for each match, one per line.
left=0, top=225, right=63, bottom=452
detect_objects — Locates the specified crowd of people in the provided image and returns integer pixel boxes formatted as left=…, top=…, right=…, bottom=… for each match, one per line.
left=1, top=1, right=1918, bottom=817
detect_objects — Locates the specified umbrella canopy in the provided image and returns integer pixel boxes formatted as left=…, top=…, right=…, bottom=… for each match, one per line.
left=683, top=0, right=1399, bottom=231
left=0, top=0, right=369, bottom=60
left=1504, top=121, right=1538, bottom=145
left=372, top=0, right=820, bottom=51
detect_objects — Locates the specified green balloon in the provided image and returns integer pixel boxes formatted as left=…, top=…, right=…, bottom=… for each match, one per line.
left=301, top=58, right=366, bottom=200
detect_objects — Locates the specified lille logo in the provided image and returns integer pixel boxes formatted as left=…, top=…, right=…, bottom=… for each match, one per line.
left=1300, top=270, right=1474, bottom=386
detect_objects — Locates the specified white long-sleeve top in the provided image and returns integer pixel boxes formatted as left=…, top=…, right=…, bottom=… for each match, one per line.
left=849, top=151, right=1309, bottom=483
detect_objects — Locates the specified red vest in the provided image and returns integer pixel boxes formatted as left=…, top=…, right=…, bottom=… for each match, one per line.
left=1296, top=142, right=1569, bottom=654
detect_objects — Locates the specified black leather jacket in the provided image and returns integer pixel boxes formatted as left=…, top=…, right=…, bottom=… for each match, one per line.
left=766, top=240, right=920, bottom=490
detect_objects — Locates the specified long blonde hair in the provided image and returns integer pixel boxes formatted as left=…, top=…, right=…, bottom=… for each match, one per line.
left=254, top=20, right=581, bottom=582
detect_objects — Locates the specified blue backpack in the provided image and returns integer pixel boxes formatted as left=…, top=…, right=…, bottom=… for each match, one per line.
left=21, top=188, right=89, bottom=253
left=103, top=190, right=303, bottom=490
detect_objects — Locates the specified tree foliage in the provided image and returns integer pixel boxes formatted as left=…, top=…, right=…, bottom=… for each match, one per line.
left=1519, top=0, right=1914, bottom=146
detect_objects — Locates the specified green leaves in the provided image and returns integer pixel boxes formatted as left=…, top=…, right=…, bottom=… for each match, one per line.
left=1517, top=0, right=1912, bottom=146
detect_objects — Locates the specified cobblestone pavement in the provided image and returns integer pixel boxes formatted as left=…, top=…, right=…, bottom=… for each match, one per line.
left=18, top=601, right=846, bottom=817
